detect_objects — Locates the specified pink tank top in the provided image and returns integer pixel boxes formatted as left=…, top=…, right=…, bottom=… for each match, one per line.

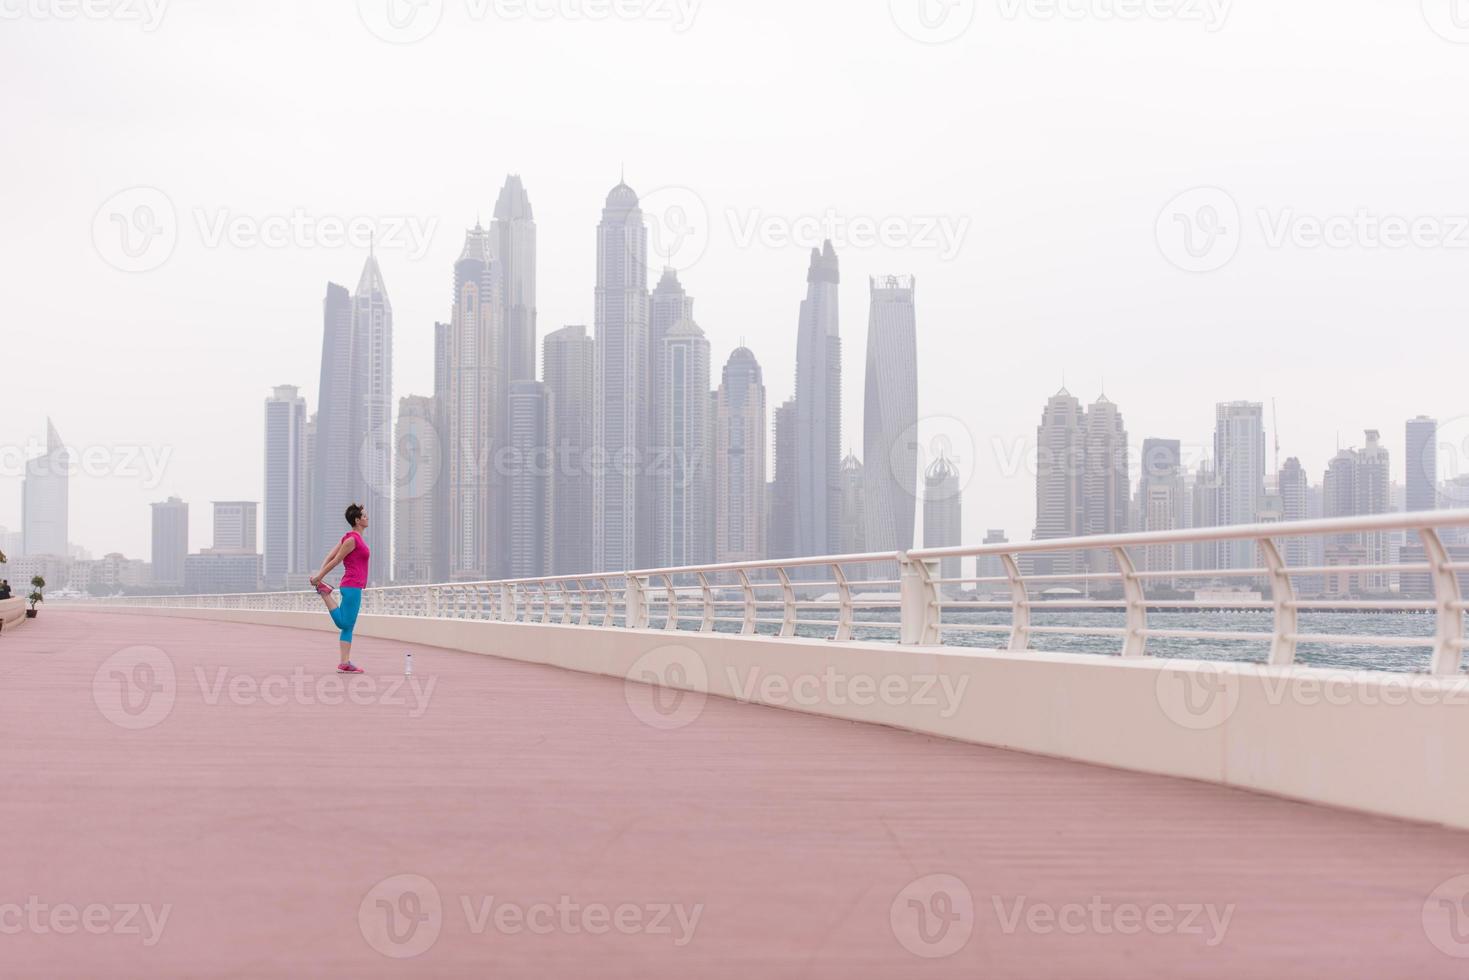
left=339, top=531, right=370, bottom=588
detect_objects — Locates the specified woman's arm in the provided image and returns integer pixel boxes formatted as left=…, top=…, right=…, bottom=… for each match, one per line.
left=310, top=537, right=355, bottom=585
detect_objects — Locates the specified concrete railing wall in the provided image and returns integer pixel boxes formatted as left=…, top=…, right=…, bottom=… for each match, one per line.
left=90, top=605, right=1469, bottom=831
left=0, top=597, right=29, bottom=632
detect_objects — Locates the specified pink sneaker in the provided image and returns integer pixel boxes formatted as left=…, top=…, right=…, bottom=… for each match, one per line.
left=337, top=662, right=364, bottom=673
left=315, top=582, right=333, bottom=597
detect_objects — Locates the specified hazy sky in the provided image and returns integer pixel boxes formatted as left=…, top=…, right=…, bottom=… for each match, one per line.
left=3, top=0, right=1469, bottom=559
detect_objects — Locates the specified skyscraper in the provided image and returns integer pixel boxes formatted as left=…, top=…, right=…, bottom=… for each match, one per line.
left=1322, top=430, right=1391, bottom=595
left=654, top=316, right=712, bottom=568
left=507, top=381, right=554, bottom=578
left=1278, top=456, right=1316, bottom=594
left=313, top=283, right=355, bottom=565
left=544, top=325, right=595, bottom=576
left=714, top=347, right=766, bottom=564
left=494, top=175, right=538, bottom=385
left=445, top=223, right=500, bottom=580
left=838, top=452, right=866, bottom=558
left=863, top=275, right=919, bottom=557
left=1031, top=388, right=1084, bottom=576
left=593, top=178, right=650, bottom=572
left=1082, top=394, right=1128, bottom=571
left=352, top=253, right=393, bottom=585
left=794, top=241, right=841, bottom=561
left=768, top=400, right=799, bottom=560
left=1407, top=416, right=1438, bottom=515
left=1138, top=438, right=1185, bottom=581
left=150, top=496, right=188, bottom=586
left=1214, top=401, right=1267, bottom=570
left=22, top=419, right=68, bottom=557
left=393, top=395, right=438, bottom=585
left=263, top=385, right=308, bottom=588
left=431, top=321, right=451, bottom=584
left=923, top=454, right=963, bottom=592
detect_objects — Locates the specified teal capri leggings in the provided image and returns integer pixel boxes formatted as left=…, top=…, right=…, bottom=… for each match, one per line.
left=329, top=587, right=363, bottom=642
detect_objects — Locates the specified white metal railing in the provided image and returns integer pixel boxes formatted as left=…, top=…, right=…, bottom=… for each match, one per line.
left=101, top=510, right=1469, bottom=675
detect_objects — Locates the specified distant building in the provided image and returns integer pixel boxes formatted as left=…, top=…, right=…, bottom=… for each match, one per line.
left=654, top=316, right=712, bottom=568
left=507, top=381, right=554, bottom=578
left=211, top=501, right=258, bottom=554
left=838, top=453, right=866, bottom=558
left=714, top=348, right=766, bottom=564
left=544, top=325, right=595, bottom=576
left=150, top=496, right=189, bottom=586
left=1082, top=394, right=1128, bottom=573
left=1214, top=402, right=1267, bottom=571
left=22, top=419, right=69, bottom=557
left=922, top=454, right=963, bottom=593
left=863, top=275, right=919, bottom=557
left=794, top=242, right=842, bottom=561
left=1138, top=438, right=1184, bottom=584
left=264, top=385, right=308, bottom=588
left=393, top=396, right=439, bottom=585
left=1030, top=388, right=1084, bottom=577
left=1278, top=458, right=1318, bottom=594
left=768, top=400, right=799, bottom=561
left=184, top=553, right=262, bottom=595
left=977, top=529, right=1010, bottom=590
left=1322, top=430, right=1391, bottom=596
left=445, top=223, right=500, bottom=581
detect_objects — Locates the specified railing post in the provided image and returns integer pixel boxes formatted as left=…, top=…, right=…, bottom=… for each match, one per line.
left=1422, top=527, right=1466, bottom=676
left=832, top=563, right=854, bottom=642
left=626, top=575, right=649, bottom=629
left=1112, top=546, right=1147, bottom=658
left=737, top=569, right=756, bottom=635
left=599, top=577, right=614, bottom=627
left=697, top=572, right=715, bottom=632
left=776, top=567, right=796, bottom=638
left=663, top=574, right=680, bottom=631
left=899, top=553, right=940, bottom=646
left=1002, top=554, right=1031, bottom=651
left=499, top=584, right=515, bottom=622
left=1259, top=538, right=1298, bottom=666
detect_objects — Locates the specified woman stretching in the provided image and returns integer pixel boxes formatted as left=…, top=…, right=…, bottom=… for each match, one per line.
left=310, top=502, right=371, bottom=673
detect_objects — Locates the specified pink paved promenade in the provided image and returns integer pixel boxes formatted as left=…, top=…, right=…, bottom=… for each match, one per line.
left=3, top=609, right=1469, bottom=977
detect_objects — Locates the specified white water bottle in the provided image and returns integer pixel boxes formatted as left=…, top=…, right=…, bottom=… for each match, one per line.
left=405, top=652, right=413, bottom=676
